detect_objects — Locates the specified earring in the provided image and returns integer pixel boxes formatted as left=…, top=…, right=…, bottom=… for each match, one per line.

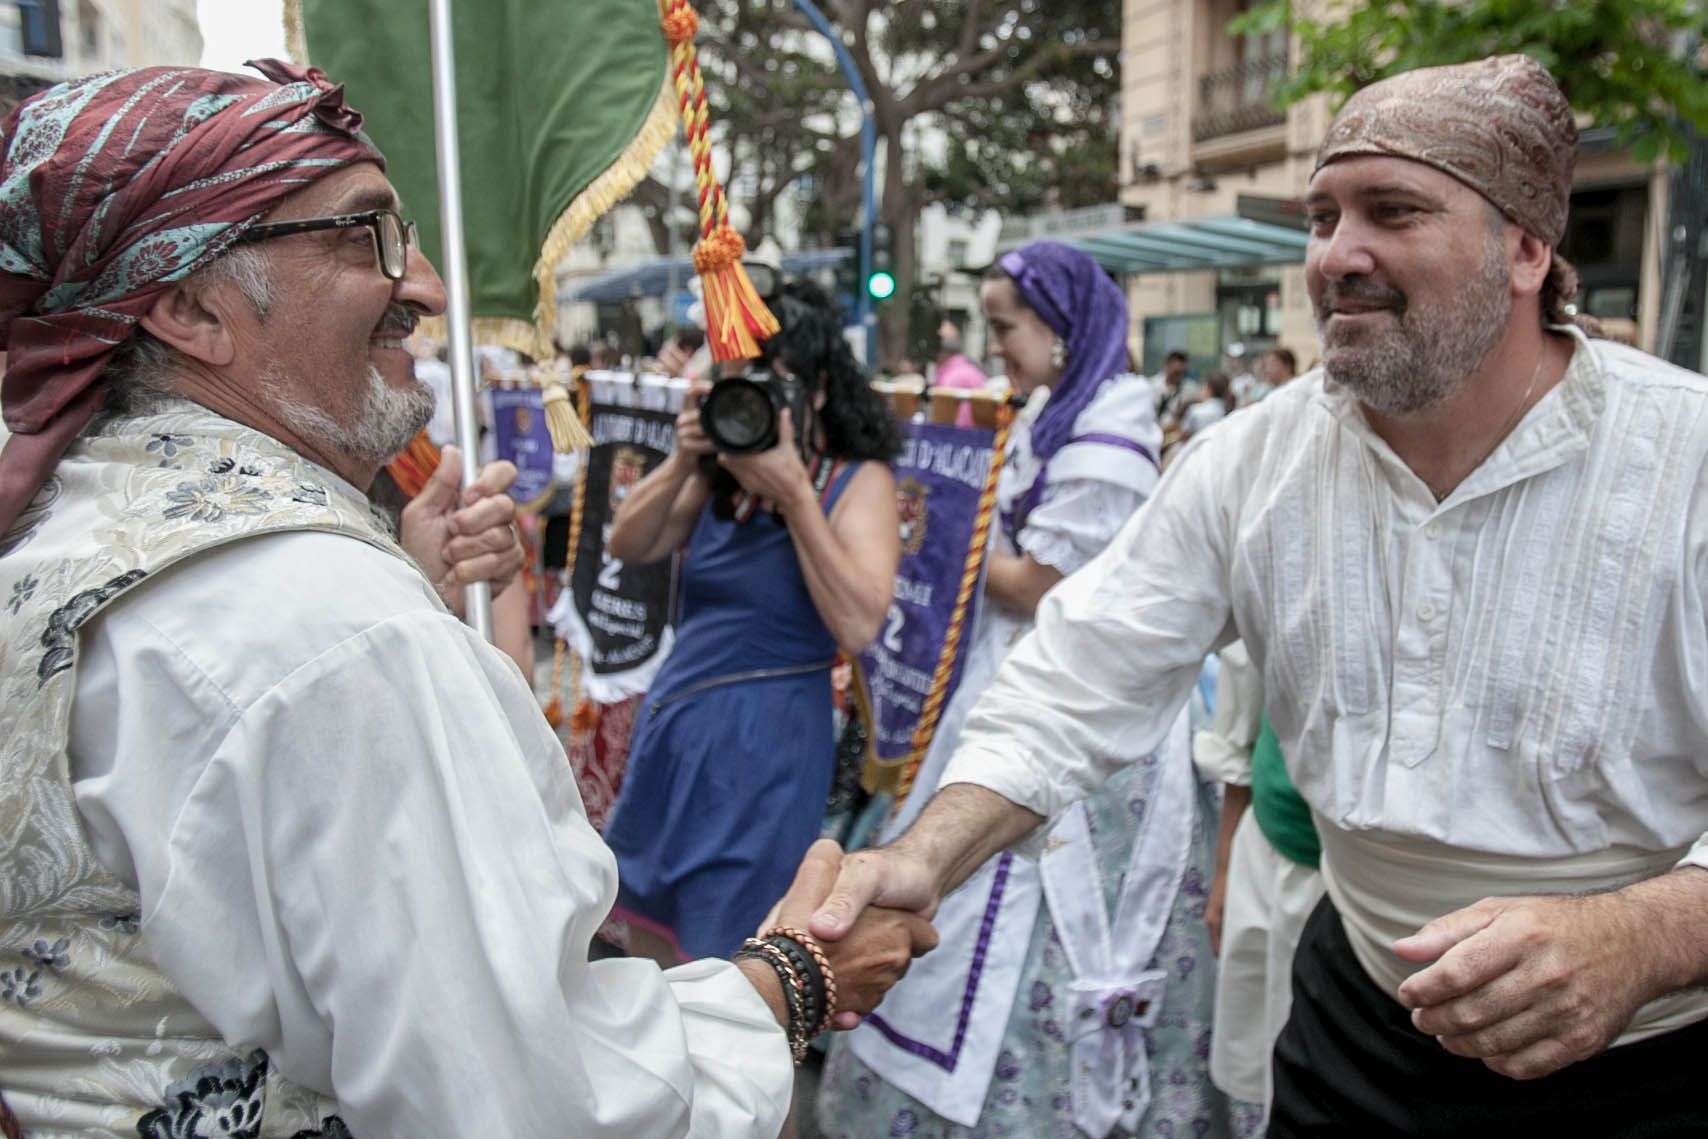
left=1050, top=338, right=1068, bottom=370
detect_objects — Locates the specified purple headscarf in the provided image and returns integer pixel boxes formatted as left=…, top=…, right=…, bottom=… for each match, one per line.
left=995, top=241, right=1130, bottom=464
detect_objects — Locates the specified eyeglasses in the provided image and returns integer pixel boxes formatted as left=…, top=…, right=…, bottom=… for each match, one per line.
left=236, top=208, right=419, bottom=280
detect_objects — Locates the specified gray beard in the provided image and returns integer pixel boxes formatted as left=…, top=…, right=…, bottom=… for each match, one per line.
left=271, top=364, right=436, bottom=468
left=1316, top=234, right=1513, bottom=416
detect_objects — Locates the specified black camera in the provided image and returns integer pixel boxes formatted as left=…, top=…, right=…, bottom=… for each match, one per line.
left=698, top=367, right=809, bottom=456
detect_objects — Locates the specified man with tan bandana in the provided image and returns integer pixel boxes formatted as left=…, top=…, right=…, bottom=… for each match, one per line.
left=808, top=55, right=1708, bottom=1136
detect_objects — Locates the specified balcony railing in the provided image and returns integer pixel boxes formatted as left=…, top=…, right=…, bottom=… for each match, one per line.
left=1191, top=53, right=1289, bottom=142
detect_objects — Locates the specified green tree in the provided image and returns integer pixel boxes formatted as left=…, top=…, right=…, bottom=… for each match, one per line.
left=848, top=0, right=1122, bottom=362
left=630, top=0, right=850, bottom=259
left=653, top=0, right=1121, bottom=363
left=1235, top=0, right=1708, bottom=163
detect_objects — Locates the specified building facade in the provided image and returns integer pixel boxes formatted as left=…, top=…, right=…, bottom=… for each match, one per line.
left=0, top=0, right=202, bottom=113
left=1116, top=0, right=1668, bottom=371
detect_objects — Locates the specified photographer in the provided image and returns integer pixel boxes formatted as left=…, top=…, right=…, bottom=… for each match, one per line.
left=606, top=280, right=903, bottom=964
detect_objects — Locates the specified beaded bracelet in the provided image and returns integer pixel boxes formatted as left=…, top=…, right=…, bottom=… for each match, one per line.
left=765, top=935, right=825, bottom=1032
left=736, top=938, right=813, bottom=1063
left=762, top=925, right=838, bottom=1038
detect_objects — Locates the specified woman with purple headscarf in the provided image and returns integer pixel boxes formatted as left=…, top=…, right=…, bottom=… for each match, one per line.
left=818, top=242, right=1253, bottom=1138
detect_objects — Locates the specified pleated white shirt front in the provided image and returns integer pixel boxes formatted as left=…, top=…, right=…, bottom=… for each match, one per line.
left=945, top=328, right=1708, bottom=1040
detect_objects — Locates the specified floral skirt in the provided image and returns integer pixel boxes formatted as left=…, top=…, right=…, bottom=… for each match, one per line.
left=816, top=770, right=1265, bottom=1139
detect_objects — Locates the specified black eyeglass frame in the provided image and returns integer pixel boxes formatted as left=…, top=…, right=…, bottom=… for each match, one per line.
left=236, top=208, right=419, bottom=281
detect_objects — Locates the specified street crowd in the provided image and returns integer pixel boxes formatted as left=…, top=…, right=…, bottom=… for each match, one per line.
left=2, top=46, right=1708, bottom=1139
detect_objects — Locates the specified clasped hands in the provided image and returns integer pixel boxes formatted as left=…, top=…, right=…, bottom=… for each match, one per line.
left=761, top=840, right=939, bottom=1028
left=398, top=445, right=524, bottom=615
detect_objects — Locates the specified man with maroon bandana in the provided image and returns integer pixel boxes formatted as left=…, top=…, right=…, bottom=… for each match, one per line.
left=0, top=63, right=928, bottom=1137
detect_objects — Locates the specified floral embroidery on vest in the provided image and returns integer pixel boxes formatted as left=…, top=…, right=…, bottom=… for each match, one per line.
left=1, top=401, right=400, bottom=1136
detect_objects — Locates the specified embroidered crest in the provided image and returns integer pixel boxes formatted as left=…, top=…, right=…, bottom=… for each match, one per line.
left=896, top=476, right=930, bottom=557
left=609, top=445, right=647, bottom=511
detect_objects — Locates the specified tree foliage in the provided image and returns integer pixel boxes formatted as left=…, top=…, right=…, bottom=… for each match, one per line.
left=1234, top=0, right=1708, bottom=164
left=659, top=0, right=1121, bottom=361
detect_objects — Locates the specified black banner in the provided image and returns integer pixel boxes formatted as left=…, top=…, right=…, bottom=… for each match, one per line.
left=557, top=403, right=678, bottom=694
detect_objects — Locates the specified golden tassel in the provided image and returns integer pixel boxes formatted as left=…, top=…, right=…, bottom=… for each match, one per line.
left=542, top=379, right=593, bottom=454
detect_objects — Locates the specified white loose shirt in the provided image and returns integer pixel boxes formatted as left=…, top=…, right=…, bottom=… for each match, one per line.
left=67, top=530, right=790, bottom=1138
left=945, top=329, right=1708, bottom=1039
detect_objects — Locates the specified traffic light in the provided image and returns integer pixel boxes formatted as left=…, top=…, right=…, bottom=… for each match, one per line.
left=866, top=222, right=895, bottom=302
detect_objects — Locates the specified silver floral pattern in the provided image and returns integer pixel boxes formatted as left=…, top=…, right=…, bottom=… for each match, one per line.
left=145, top=433, right=195, bottom=459
left=2, top=403, right=394, bottom=1132
left=1, top=967, right=41, bottom=1008
left=6, top=573, right=37, bottom=615
left=162, top=475, right=274, bottom=523
left=137, top=1050, right=267, bottom=1139
left=36, top=569, right=149, bottom=686
left=0, top=473, right=59, bottom=557
left=24, top=935, right=70, bottom=972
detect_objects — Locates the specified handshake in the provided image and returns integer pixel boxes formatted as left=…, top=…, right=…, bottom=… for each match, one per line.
left=739, top=839, right=945, bottom=1038
left=738, top=785, right=1038, bottom=1043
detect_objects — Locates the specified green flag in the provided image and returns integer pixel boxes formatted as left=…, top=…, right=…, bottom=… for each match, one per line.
left=291, top=0, right=673, bottom=357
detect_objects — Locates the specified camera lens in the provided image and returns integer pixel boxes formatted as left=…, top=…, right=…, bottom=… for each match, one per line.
left=701, top=379, right=776, bottom=453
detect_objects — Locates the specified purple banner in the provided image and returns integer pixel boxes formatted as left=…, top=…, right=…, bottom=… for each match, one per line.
left=489, top=384, right=555, bottom=512
left=858, top=421, right=999, bottom=767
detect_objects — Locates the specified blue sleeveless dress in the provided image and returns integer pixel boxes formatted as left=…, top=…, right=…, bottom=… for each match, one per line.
left=605, top=463, right=860, bottom=957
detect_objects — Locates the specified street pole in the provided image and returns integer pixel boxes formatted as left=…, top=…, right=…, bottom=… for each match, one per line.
left=665, top=138, right=681, bottom=333
left=789, top=0, right=876, bottom=367
left=428, top=0, right=493, bottom=641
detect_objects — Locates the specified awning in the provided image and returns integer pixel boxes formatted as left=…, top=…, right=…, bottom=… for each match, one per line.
left=1002, top=195, right=1310, bottom=276
left=563, top=247, right=853, bottom=302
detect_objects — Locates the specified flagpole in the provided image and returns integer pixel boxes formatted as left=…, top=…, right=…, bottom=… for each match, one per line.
left=427, top=0, right=493, bottom=641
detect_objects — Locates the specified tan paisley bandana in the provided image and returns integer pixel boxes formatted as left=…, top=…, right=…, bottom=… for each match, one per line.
left=1315, top=55, right=1577, bottom=246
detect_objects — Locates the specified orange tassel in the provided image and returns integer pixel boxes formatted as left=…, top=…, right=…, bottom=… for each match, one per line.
left=543, top=697, right=566, bottom=728
left=570, top=699, right=601, bottom=734
left=694, top=224, right=780, bottom=361
left=664, top=0, right=780, bottom=362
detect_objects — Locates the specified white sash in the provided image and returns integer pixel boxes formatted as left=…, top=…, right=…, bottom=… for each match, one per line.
left=1039, top=709, right=1194, bottom=1139
left=844, top=850, right=1043, bottom=1125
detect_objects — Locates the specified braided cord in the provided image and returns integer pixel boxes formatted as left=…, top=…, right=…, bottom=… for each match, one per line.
left=895, top=403, right=1017, bottom=804
left=661, top=0, right=779, bottom=361
left=558, top=373, right=598, bottom=729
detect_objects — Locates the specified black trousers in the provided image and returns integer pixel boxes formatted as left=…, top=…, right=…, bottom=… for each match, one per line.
left=1269, top=896, right=1708, bottom=1138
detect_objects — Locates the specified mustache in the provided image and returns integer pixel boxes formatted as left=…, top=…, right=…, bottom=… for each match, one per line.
left=374, top=304, right=419, bottom=338
left=1321, top=278, right=1406, bottom=312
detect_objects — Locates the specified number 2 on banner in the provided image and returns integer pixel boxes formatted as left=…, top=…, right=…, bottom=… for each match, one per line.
left=598, top=554, right=624, bottom=592
left=882, top=604, right=905, bottom=653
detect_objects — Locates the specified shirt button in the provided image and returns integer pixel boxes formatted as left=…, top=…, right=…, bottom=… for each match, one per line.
left=1424, top=523, right=1441, bottom=539
left=1417, top=602, right=1436, bottom=621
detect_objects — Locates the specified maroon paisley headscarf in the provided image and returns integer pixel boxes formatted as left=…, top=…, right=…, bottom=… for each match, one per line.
left=0, top=60, right=384, bottom=538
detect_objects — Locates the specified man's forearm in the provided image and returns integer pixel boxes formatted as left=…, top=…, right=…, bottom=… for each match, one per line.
left=888, top=782, right=1045, bottom=899
left=1619, top=864, right=1708, bottom=998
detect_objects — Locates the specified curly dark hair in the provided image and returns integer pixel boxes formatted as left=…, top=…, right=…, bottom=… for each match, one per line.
left=759, top=278, right=902, bottom=462
left=704, top=279, right=901, bottom=519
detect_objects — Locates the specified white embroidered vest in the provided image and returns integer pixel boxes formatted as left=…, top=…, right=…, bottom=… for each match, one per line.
left=0, top=402, right=406, bottom=1137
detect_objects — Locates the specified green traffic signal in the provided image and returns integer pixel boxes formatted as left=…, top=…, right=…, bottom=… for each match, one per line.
left=866, top=270, right=897, bottom=300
